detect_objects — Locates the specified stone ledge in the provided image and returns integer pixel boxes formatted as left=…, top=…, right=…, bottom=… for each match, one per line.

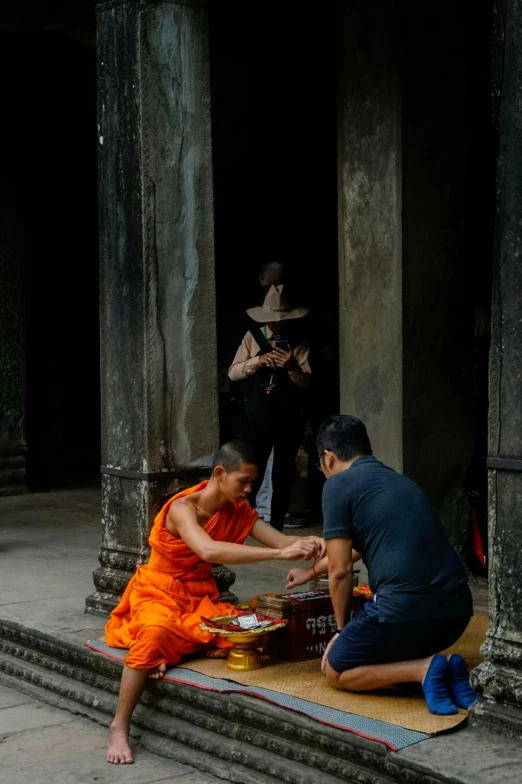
left=3, top=617, right=520, bottom=784
left=470, top=697, right=522, bottom=740
left=0, top=648, right=387, bottom=784
left=0, top=666, right=273, bottom=784
left=0, top=619, right=394, bottom=784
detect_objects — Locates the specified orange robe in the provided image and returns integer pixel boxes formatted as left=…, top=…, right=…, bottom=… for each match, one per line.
left=105, top=481, right=258, bottom=669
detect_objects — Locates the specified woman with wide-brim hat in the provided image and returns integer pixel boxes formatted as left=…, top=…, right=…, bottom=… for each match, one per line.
left=228, top=285, right=311, bottom=532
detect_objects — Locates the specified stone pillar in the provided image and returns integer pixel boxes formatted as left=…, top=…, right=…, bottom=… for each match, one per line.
left=0, top=40, right=28, bottom=496
left=400, top=1, right=475, bottom=549
left=337, top=1, right=474, bottom=548
left=337, top=0, right=402, bottom=471
left=0, top=210, right=26, bottom=497
left=86, top=0, right=226, bottom=614
left=471, top=0, right=522, bottom=736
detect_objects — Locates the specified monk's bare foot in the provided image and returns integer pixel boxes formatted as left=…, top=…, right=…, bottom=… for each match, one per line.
left=149, top=662, right=167, bottom=679
left=107, top=725, right=134, bottom=764
left=206, top=647, right=228, bottom=660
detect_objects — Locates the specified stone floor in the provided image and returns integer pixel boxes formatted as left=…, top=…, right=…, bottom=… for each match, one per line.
left=0, top=682, right=222, bottom=784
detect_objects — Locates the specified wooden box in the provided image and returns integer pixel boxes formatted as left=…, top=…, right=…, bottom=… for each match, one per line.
left=262, top=590, right=336, bottom=662
left=260, top=589, right=369, bottom=662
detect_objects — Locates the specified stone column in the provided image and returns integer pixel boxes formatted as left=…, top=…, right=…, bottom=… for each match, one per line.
left=337, top=1, right=475, bottom=548
left=471, top=0, right=522, bottom=736
left=400, top=2, right=475, bottom=549
left=0, top=40, right=28, bottom=496
left=337, top=0, right=402, bottom=471
left=86, top=0, right=227, bottom=614
left=0, top=205, right=26, bottom=497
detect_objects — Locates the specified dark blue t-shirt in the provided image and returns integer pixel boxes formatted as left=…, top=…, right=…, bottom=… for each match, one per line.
left=322, top=456, right=472, bottom=623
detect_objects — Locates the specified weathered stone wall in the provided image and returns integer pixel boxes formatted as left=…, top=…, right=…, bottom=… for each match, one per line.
left=471, top=0, right=522, bottom=733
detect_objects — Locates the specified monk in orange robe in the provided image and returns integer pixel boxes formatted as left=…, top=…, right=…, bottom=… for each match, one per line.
left=106, top=440, right=323, bottom=764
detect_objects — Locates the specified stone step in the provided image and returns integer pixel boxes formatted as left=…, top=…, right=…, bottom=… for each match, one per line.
left=0, top=617, right=419, bottom=784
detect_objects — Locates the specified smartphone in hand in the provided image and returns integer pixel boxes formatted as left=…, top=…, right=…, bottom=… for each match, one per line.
left=274, top=336, right=290, bottom=368
left=275, top=336, right=290, bottom=352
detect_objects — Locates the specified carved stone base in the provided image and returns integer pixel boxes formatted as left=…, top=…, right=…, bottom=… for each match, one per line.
left=469, top=654, right=522, bottom=739
left=0, top=447, right=28, bottom=496
left=211, top=564, right=238, bottom=605
left=215, top=590, right=239, bottom=605
left=471, top=658, right=522, bottom=708
left=85, top=547, right=141, bottom=616
left=85, top=553, right=239, bottom=616
left=469, top=698, right=522, bottom=740
left=85, top=589, right=123, bottom=617
left=84, top=569, right=134, bottom=616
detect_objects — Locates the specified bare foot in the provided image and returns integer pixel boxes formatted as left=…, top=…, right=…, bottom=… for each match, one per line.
left=107, top=725, right=134, bottom=764
left=206, top=647, right=228, bottom=660
left=149, top=662, right=167, bottom=679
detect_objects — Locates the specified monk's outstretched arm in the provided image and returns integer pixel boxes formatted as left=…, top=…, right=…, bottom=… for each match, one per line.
left=167, top=505, right=319, bottom=565
left=250, top=519, right=326, bottom=556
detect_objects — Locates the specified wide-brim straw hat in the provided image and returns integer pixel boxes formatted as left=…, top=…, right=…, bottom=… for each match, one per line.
left=246, top=284, right=310, bottom=323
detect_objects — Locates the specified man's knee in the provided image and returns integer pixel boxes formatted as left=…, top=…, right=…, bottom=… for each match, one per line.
left=326, top=661, right=363, bottom=690
left=325, top=662, right=341, bottom=687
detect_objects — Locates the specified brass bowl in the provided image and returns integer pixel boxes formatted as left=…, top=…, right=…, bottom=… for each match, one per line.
left=199, top=616, right=287, bottom=671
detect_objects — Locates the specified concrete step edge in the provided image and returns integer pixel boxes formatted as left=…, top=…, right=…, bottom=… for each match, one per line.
left=0, top=636, right=397, bottom=784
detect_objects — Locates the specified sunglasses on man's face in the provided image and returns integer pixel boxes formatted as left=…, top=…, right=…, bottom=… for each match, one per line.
left=316, top=451, right=326, bottom=472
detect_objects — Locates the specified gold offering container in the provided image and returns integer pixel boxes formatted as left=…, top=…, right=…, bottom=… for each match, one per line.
left=199, top=615, right=287, bottom=671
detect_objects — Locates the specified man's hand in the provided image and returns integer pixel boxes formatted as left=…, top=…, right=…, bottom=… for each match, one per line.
left=259, top=352, right=278, bottom=369
left=304, top=536, right=326, bottom=559
left=286, top=567, right=312, bottom=589
left=272, top=348, right=296, bottom=369
left=278, top=539, right=317, bottom=561
left=321, top=633, right=339, bottom=673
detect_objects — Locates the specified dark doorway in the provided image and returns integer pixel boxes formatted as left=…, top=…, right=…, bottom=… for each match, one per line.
left=0, top=4, right=100, bottom=490
left=209, top=2, right=339, bottom=442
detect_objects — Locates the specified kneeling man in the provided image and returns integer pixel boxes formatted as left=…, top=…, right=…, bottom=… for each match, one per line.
left=289, top=415, right=477, bottom=716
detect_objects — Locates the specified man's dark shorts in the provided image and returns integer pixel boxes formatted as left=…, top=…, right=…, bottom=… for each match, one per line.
left=328, top=599, right=471, bottom=673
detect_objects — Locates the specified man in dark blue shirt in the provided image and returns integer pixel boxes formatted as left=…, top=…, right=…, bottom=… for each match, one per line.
left=289, top=415, right=477, bottom=716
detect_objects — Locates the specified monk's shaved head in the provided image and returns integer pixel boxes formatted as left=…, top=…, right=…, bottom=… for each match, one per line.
left=211, top=440, right=257, bottom=472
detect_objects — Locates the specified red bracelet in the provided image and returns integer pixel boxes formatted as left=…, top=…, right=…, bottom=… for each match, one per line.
left=312, top=563, right=318, bottom=578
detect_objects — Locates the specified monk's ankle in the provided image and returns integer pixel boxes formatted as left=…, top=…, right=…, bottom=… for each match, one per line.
left=110, top=721, right=129, bottom=733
